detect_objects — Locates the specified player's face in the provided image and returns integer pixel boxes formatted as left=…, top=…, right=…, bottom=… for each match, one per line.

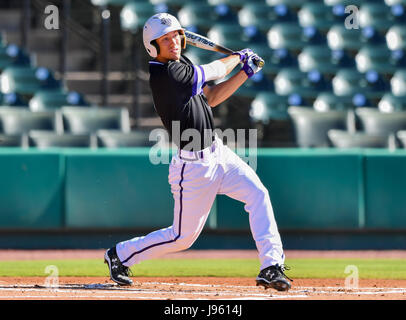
left=156, top=30, right=182, bottom=63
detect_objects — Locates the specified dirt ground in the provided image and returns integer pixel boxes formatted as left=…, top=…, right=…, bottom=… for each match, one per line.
left=0, top=249, right=405, bottom=300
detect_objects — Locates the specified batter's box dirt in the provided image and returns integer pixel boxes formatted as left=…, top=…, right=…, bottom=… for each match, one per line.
left=0, top=277, right=405, bottom=300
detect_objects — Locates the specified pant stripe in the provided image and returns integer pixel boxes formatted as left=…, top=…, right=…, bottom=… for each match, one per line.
left=121, top=163, right=186, bottom=264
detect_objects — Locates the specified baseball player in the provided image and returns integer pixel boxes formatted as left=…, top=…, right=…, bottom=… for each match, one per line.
left=104, top=13, right=292, bottom=291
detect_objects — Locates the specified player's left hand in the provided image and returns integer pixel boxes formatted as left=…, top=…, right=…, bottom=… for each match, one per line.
left=241, top=53, right=263, bottom=78
left=232, top=48, right=254, bottom=63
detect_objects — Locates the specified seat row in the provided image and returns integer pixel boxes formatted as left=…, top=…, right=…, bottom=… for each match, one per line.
left=287, top=106, right=406, bottom=148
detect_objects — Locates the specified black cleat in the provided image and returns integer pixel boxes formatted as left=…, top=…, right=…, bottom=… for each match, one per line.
left=104, top=247, right=133, bottom=286
left=256, top=264, right=292, bottom=291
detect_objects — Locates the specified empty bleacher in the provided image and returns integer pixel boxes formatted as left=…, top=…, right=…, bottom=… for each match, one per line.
left=0, top=0, right=406, bottom=148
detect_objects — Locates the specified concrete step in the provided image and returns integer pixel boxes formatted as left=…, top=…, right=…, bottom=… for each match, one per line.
left=32, top=50, right=96, bottom=72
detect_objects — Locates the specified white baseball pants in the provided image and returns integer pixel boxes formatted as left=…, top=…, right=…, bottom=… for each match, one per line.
left=116, top=137, right=285, bottom=271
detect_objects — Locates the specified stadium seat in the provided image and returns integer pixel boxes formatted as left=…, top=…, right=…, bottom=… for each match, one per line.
left=397, top=130, right=406, bottom=148
left=91, top=0, right=134, bottom=7
left=386, top=25, right=406, bottom=50
left=238, top=3, right=296, bottom=33
left=267, top=0, right=321, bottom=10
left=236, top=72, right=274, bottom=99
left=0, top=66, right=61, bottom=96
left=332, top=69, right=385, bottom=106
left=324, top=0, right=363, bottom=6
left=209, top=0, right=264, bottom=10
left=183, top=46, right=221, bottom=65
left=390, top=69, right=406, bottom=96
left=267, top=23, right=306, bottom=52
left=0, top=134, right=24, bottom=147
left=356, top=107, right=406, bottom=136
left=207, top=24, right=246, bottom=51
left=288, top=105, right=348, bottom=147
left=327, top=24, right=362, bottom=52
left=355, top=46, right=397, bottom=75
left=250, top=92, right=290, bottom=122
left=178, top=3, right=237, bottom=31
left=29, top=90, right=89, bottom=111
left=359, top=3, right=394, bottom=33
left=61, top=106, right=131, bottom=134
left=0, top=108, right=60, bottom=135
left=378, top=93, right=406, bottom=112
left=313, top=92, right=354, bottom=112
left=28, top=130, right=92, bottom=148
left=97, top=129, right=154, bottom=147
left=274, top=68, right=324, bottom=104
left=120, top=2, right=166, bottom=33
left=298, top=2, right=341, bottom=32
left=0, top=92, right=28, bottom=107
left=0, top=44, right=31, bottom=72
left=298, top=45, right=341, bottom=76
left=328, top=129, right=388, bottom=148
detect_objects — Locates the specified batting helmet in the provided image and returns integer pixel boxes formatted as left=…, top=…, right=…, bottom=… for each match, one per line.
left=143, top=13, right=186, bottom=58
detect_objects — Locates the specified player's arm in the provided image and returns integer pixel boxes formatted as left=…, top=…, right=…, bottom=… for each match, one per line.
left=202, top=52, right=262, bottom=107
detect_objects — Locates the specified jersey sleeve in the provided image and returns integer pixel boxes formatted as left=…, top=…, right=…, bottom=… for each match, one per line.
left=168, top=61, right=206, bottom=96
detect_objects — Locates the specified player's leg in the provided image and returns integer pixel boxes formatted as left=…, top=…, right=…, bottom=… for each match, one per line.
left=115, top=156, right=221, bottom=268
left=217, top=144, right=291, bottom=290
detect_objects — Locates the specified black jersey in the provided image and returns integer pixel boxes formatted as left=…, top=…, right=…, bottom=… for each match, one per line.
left=149, top=55, right=215, bottom=151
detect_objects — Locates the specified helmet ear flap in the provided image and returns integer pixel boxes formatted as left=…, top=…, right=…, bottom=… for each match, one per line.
left=151, top=40, right=160, bottom=56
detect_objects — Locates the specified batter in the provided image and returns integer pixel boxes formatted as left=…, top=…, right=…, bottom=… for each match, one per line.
left=104, top=13, right=291, bottom=291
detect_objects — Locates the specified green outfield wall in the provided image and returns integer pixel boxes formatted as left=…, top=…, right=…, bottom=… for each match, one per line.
left=0, top=148, right=405, bottom=249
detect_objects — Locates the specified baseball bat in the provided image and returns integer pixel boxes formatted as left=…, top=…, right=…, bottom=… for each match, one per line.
left=184, top=30, right=265, bottom=68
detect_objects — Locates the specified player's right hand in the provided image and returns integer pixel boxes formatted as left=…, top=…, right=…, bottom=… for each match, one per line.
left=241, top=53, right=263, bottom=78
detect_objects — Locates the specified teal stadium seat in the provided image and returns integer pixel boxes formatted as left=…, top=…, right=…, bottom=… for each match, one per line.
left=332, top=69, right=386, bottom=107
left=61, top=106, right=131, bottom=134
left=28, top=130, right=92, bottom=148
left=274, top=68, right=322, bottom=103
left=0, top=108, right=60, bottom=135
left=207, top=24, right=246, bottom=52
left=313, top=92, right=354, bottom=112
left=120, top=1, right=166, bottom=33
left=267, top=23, right=306, bottom=53
left=29, top=90, right=89, bottom=111
left=378, top=93, right=406, bottom=113
left=0, top=44, right=31, bottom=72
left=386, top=25, right=406, bottom=50
left=0, top=66, right=60, bottom=97
left=288, top=105, right=348, bottom=147
left=178, top=2, right=237, bottom=31
left=267, top=0, right=321, bottom=11
left=183, top=45, right=221, bottom=65
left=327, top=24, right=362, bottom=52
left=238, top=3, right=296, bottom=33
left=327, top=129, right=388, bottom=148
left=298, top=2, right=341, bottom=32
left=250, top=92, right=290, bottom=122
left=355, top=46, right=397, bottom=76
left=389, top=69, right=406, bottom=96
left=208, top=0, right=265, bottom=10
left=298, top=45, right=341, bottom=77
left=359, top=3, right=394, bottom=33
left=97, top=129, right=154, bottom=147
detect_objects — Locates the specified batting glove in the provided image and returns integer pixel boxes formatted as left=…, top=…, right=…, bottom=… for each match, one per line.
left=241, top=53, right=263, bottom=78
left=232, top=48, right=254, bottom=63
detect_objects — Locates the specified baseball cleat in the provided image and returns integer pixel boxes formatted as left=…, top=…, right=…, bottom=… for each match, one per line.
left=256, top=264, right=292, bottom=292
left=104, top=247, right=133, bottom=286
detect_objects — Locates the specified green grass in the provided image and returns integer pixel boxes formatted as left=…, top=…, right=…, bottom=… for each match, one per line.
left=0, top=258, right=405, bottom=279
